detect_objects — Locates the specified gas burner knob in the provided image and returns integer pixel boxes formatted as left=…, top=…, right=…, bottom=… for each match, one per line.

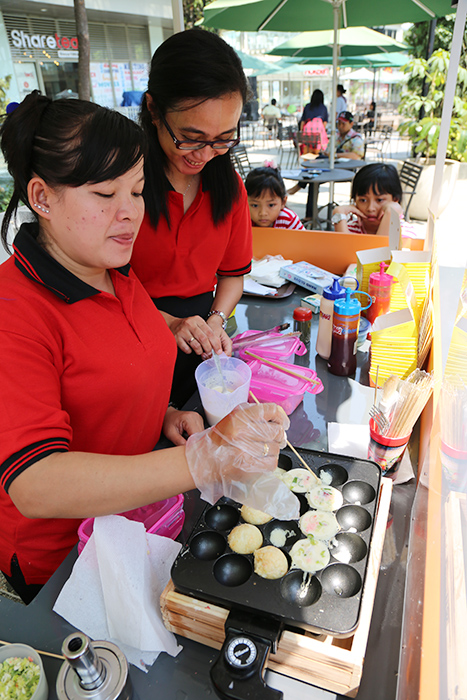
left=225, top=636, right=258, bottom=669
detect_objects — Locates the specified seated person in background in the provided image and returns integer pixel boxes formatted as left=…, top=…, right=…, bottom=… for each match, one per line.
left=331, top=163, right=416, bottom=237
left=299, top=89, right=328, bottom=131
left=263, top=98, right=281, bottom=121
left=262, top=98, right=281, bottom=136
left=246, top=166, right=305, bottom=230
left=326, top=111, right=364, bottom=161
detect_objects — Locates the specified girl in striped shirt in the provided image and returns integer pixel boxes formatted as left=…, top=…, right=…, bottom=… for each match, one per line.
left=246, top=166, right=305, bottom=231
left=332, top=163, right=415, bottom=237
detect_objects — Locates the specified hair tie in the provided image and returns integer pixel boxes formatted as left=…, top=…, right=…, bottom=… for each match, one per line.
left=263, top=159, right=278, bottom=170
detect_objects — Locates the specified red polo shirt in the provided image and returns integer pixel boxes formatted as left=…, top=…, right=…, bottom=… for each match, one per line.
left=131, top=174, right=252, bottom=299
left=0, top=223, right=177, bottom=584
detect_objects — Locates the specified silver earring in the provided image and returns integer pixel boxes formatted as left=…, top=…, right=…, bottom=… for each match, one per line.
left=34, top=203, right=49, bottom=214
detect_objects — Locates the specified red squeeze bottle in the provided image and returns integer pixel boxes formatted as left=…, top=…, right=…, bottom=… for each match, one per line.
left=366, top=262, right=394, bottom=326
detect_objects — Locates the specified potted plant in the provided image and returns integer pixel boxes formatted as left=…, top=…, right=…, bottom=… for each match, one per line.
left=398, top=49, right=467, bottom=220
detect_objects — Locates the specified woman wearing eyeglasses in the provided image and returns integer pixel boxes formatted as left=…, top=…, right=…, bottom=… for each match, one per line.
left=131, top=29, right=252, bottom=406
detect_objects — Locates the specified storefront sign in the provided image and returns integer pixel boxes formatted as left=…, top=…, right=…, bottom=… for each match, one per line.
left=10, top=30, right=78, bottom=51
left=304, top=68, right=329, bottom=77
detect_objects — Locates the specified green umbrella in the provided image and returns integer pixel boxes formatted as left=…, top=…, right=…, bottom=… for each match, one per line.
left=235, top=48, right=276, bottom=71
left=201, top=0, right=454, bottom=32
left=268, top=27, right=406, bottom=58
left=272, top=53, right=409, bottom=68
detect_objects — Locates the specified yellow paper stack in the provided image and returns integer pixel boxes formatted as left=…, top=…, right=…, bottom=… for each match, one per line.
left=356, top=247, right=391, bottom=295
left=388, top=252, right=431, bottom=319
left=444, top=319, right=467, bottom=384
left=363, top=251, right=432, bottom=387
left=369, top=309, right=419, bottom=386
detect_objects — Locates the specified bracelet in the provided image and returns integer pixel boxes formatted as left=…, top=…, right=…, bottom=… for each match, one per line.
left=207, top=309, right=227, bottom=329
left=331, top=211, right=348, bottom=225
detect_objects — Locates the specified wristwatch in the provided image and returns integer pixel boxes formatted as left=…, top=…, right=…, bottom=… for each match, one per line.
left=331, top=212, right=348, bottom=225
left=207, top=309, right=227, bottom=329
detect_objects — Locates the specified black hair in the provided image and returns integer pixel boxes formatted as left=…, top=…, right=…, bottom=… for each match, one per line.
left=309, top=89, right=324, bottom=108
left=140, top=28, right=251, bottom=228
left=351, top=163, right=402, bottom=203
left=0, top=90, right=146, bottom=252
left=244, top=167, right=287, bottom=200
left=271, top=98, right=277, bottom=106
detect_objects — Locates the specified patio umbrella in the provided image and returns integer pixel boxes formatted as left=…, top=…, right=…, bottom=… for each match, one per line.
left=268, top=27, right=406, bottom=59
left=201, top=0, right=464, bottom=232
left=201, top=0, right=454, bottom=32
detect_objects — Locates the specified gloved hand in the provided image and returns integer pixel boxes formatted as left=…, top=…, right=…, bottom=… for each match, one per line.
left=185, top=403, right=300, bottom=520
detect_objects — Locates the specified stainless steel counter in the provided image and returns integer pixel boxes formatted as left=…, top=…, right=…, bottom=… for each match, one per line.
left=0, top=287, right=416, bottom=700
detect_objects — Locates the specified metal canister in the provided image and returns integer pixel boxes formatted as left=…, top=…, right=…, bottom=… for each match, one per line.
left=56, top=633, right=132, bottom=700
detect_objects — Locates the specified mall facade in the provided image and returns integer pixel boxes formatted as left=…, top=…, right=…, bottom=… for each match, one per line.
left=0, top=0, right=175, bottom=107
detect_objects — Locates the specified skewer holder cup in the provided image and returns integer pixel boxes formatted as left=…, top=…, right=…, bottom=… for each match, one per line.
left=368, top=419, right=411, bottom=478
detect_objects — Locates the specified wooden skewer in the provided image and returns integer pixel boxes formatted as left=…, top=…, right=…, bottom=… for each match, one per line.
left=249, top=391, right=320, bottom=484
left=0, top=639, right=65, bottom=660
left=244, top=350, right=321, bottom=387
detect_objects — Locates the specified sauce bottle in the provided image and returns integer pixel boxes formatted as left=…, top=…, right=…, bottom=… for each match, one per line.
left=366, top=262, right=394, bottom=326
left=328, top=289, right=371, bottom=377
left=293, top=307, right=312, bottom=343
left=316, top=277, right=358, bottom=360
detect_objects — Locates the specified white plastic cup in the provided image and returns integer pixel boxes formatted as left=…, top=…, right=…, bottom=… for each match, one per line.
left=195, top=356, right=252, bottom=426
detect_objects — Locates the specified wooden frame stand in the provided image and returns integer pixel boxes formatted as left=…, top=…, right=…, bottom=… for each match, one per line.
left=161, top=477, right=392, bottom=697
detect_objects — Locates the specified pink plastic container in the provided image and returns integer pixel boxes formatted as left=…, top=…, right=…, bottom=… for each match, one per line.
left=233, top=330, right=307, bottom=362
left=247, top=358, right=323, bottom=414
left=77, top=494, right=185, bottom=555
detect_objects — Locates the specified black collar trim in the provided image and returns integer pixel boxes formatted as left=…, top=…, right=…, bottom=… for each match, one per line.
left=13, top=222, right=130, bottom=304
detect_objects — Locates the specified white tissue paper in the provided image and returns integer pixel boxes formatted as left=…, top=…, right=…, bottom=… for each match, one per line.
left=246, top=256, right=293, bottom=289
left=53, top=515, right=183, bottom=672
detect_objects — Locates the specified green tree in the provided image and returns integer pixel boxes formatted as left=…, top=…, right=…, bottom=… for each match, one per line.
left=399, top=49, right=467, bottom=162
left=404, top=14, right=467, bottom=64
left=0, top=75, right=12, bottom=114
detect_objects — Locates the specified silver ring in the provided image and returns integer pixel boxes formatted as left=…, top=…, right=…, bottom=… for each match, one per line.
left=188, top=336, right=195, bottom=343
left=262, top=443, right=270, bottom=457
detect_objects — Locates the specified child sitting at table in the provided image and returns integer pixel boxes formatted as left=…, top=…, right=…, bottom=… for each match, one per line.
left=245, top=166, right=305, bottom=230
left=331, top=163, right=416, bottom=237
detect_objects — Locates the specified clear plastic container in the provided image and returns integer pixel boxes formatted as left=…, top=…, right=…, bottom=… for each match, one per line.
left=195, top=355, right=252, bottom=426
left=77, top=494, right=185, bottom=555
left=0, top=644, right=48, bottom=700
left=234, top=330, right=307, bottom=362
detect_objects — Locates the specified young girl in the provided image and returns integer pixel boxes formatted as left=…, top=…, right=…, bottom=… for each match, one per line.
left=245, top=166, right=305, bottom=230
left=332, top=163, right=415, bottom=237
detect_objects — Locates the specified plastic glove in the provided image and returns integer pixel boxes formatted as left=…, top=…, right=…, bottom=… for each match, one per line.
left=185, top=402, right=300, bottom=520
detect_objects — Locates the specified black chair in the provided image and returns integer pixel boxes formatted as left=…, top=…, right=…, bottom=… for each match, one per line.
left=278, top=125, right=298, bottom=168
left=399, top=160, right=423, bottom=220
left=364, top=125, right=393, bottom=161
left=230, top=144, right=252, bottom=180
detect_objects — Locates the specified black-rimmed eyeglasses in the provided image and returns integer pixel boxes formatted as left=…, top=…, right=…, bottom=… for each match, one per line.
left=158, top=111, right=241, bottom=151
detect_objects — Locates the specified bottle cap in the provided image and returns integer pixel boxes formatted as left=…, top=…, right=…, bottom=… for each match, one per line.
left=322, top=278, right=347, bottom=301
left=369, top=261, right=394, bottom=287
left=334, top=287, right=362, bottom=316
left=293, top=307, right=312, bottom=321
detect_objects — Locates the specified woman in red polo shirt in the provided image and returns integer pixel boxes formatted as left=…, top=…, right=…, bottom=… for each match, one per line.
left=0, top=92, right=288, bottom=604
left=131, top=29, right=253, bottom=406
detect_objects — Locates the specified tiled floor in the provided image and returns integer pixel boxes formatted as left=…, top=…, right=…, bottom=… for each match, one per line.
left=0, top=572, right=23, bottom=604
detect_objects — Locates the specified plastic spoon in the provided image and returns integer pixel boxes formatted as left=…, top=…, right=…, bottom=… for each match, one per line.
left=212, top=352, right=227, bottom=393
